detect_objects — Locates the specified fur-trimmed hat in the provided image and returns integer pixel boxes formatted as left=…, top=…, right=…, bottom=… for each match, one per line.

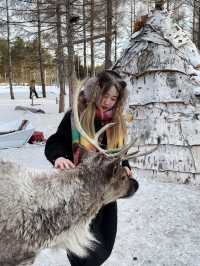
left=82, top=70, right=127, bottom=103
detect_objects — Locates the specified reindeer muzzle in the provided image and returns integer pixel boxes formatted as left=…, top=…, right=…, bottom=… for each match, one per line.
left=121, top=178, right=139, bottom=199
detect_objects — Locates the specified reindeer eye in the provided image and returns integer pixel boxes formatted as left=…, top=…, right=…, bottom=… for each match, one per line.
left=121, top=175, right=126, bottom=182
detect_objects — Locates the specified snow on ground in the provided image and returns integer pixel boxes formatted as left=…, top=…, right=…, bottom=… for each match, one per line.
left=0, top=86, right=200, bottom=266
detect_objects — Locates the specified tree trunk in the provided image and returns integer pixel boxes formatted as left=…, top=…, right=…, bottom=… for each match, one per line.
left=193, top=0, right=196, bottom=43
left=114, top=13, right=117, bottom=62
left=105, top=0, right=112, bottom=69
left=6, top=0, right=14, bottom=100
left=90, top=0, right=95, bottom=76
left=56, top=3, right=66, bottom=113
left=113, top=1, right=117, bottom=62
left=36, top=0, right=46, bottom=98
left=198, top=7, right=200, bottom=50
left=65, top=0, right=76, bottom=108
left=83, top=0, right=87, bottom=76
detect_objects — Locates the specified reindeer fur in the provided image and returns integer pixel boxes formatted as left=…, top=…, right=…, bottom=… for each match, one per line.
left=0, top=152, right=138, bottom=266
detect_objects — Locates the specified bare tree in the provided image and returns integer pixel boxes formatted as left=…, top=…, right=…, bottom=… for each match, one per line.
left=5, top=0, right=14, bottom=99
left=65, top=0, right=77, bottom=107
left=90, top=0, right=95, bottom=76
left=105, top=0, right=112, bottom=69
left=198, top=5, right=200, bottom=49
left=82, top=0, right=87, bottom=75
left=56, top=1, right=66, bottom=113
left=36, top=0, right=46, bottom=98
left=113, top=2, right=118, bottom=62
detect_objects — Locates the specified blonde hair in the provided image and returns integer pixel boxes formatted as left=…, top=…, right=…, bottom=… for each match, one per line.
left=80, top=71, right=127, bottom=150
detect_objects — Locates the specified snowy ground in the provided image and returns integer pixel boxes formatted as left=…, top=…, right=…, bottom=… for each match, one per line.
left=0, top=86, right=200, bottom=266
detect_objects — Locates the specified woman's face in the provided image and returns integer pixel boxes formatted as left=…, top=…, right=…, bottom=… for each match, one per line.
left=99, top=85, right=119, bottom=112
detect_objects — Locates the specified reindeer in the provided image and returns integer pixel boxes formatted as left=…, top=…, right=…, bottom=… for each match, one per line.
left=0, top=84, right=159, bottom=266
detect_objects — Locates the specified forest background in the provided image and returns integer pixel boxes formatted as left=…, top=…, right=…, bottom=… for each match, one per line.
left=0, top=0, right=200, bottom=112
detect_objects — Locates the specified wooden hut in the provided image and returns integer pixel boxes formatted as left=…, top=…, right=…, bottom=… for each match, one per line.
left=113, top=9, right=200, bottom=185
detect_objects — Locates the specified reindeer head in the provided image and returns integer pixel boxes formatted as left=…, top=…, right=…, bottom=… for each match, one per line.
left=78, top=149, right=139, bottom=205
left=88, top=154, right=139, bottom=204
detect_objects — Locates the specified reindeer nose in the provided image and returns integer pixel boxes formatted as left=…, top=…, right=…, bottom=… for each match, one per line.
left=121, top=178, right=139, bottom=199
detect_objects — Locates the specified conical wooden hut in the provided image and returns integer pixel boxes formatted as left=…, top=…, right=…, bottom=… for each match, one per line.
left=113, top=9, right=200, bottom=185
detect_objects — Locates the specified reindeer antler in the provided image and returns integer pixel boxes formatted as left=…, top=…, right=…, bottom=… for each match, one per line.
left=122, top=137, right=161, bottom=160
left=73, top=84, right=160, bottom=158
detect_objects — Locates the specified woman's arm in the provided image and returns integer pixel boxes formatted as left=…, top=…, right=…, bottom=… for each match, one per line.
left=45, top=111, right=74, bottom=165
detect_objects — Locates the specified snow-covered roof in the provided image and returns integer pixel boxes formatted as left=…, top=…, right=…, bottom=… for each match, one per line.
left=114, top=9, right=200, bottom=82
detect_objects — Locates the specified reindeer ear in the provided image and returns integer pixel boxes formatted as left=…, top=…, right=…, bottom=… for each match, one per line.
left=103, top=157, right=121, bottom=181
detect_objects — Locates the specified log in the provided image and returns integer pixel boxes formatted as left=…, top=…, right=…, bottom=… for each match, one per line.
left=15, top=106, right=45, bottom=114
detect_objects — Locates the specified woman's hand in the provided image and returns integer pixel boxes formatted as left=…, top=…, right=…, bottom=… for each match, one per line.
left=54, top=157, right=75, bottom=170
left=123, top=166, right=132, bottom=176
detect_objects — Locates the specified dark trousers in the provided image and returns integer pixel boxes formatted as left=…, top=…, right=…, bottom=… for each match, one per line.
left=67, top=202, right=117, bottom=266
left=30, top=89, right=39, bottom=99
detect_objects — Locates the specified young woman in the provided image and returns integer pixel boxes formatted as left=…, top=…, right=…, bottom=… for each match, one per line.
left=45, top=70, right=132, bottom=266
